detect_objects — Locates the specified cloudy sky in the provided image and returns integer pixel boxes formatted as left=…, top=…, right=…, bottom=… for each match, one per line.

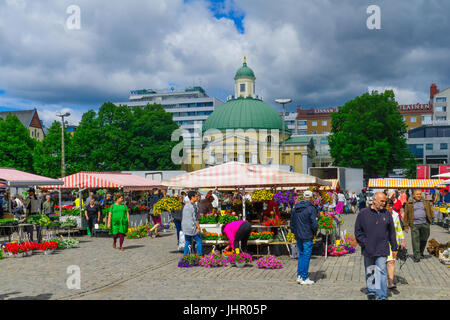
left=1, top=0, right=449, bottom=127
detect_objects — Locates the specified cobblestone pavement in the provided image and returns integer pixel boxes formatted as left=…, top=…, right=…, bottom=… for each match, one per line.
left=0, top=214, right=448, bottom=300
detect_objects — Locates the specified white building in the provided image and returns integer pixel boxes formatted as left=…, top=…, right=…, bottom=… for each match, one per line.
left=116, top=86, right=223, bottom=139
left=430, top=83, right=450, bottom=124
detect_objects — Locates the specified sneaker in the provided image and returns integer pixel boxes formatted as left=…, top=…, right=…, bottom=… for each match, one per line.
left=300, top=278, right=315, bottom=285
left=412, top=257, right=420, bottom=263
left=367, top=294, right=376, bottom=300
left=296, top=276, right=302, bottom=284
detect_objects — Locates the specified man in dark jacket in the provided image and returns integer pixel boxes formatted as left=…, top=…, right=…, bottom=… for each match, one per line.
left=355, top=192, right=398, bottom=300
left=290, top=190, right=318, bottom=285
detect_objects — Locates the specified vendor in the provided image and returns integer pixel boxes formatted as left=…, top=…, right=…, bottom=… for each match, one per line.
left=222, top=220, right=252, bottom=253
left=262, top=199, right=280, bottom=220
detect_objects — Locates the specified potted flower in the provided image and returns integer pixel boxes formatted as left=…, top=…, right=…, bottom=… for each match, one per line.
left=178, top=254, right=202, bottom=268
left=199, top=251, right=227, bottom=268
left=256, top=255, right=283, bottom=269
left=228, top=251, right=252, bottom=268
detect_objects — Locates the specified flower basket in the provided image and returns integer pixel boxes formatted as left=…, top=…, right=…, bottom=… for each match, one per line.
left=228, top=252, right=253, bottom=266
left=153, top=197, right=182, bottom=216
left=15, top=252, right=24, bottom=258
left=178, top=254, right=202, bottom=268
left=199, top=251, right=227, bottom=268
left=256, top=255, right=284, bottom=269
left=43, top=250, right=54, bottom=255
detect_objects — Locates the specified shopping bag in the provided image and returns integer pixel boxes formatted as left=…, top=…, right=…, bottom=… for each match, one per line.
left=86, top=225, right=91, bottom=236
left=290, top=243, right=299, bottom=259
left=178, top=231, right=185, bottom=251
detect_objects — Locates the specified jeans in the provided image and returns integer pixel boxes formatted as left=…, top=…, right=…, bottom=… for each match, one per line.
left=364, top=256, right=388, bottom=300
left=184, top=234, right=202, bottom=255
left=174, top=220, right=182, bottom=244
left=297, top=240, right=313, bottom=280
left=87, top=215, right=98, bottom=236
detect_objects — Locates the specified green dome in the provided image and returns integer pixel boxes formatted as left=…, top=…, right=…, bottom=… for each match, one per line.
left=234, top=62, right=255, bottom=79
left=202, top=97, right=285, bottom=132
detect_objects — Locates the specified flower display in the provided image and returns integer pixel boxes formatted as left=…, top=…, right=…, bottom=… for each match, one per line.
left=130, top=204, right=150, bottom=213
left=26, top=215, right=51, bottom=226
left=320, top=191, right=332, bottom=205
left=317, top=212, right=336, bottom=231
left=38, top=241, right=58, bottom=251
left=153, top=197, right=182, bottom=215
left=256, top=255, right=284, bottom=269
left=217, top=212, right=240, bottom=225
left=228, top=252, right=253, bottom=264
left=178, top=254, right=202, bottom=268
left=199, top=214, right=218, bottom=224
left=54, top=205, right=79, bottom=216
left=262, top=216, right=284, bottom=227
left=199, top=251, right=227, bottom=268
left=296, top=189, right=322, bottom=206
left=286, top=232, right=296, bottom=243
left=251, top=189, right=274, bottom=202
left=202, top=232, right=219, bottom=240
left=248, top=231, right=274, bottom=240
left=273, top=191, right=297, bottom=205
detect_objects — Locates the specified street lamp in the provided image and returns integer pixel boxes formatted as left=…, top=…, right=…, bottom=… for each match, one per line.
left=56, top=112, right=70, bottom=177
left=275, top=99, right=292, bottom=164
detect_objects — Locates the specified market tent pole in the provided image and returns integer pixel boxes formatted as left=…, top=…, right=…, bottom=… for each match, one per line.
left=58, top=186, right=62, bottom=216
left=242, top=187, right=246, bottom=221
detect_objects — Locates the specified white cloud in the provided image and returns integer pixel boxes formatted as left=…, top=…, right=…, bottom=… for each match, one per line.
left=367, top=86, right=428, bottom=105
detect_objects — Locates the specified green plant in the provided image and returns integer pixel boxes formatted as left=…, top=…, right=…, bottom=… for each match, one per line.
left=218, top=214, right=239, bottom=225
left=199, top=215, right=218, bottom=224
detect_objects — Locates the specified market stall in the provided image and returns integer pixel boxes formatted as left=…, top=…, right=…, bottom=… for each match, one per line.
left=319, top=179, right=340, bottom=191
left=0, top=167, right=64, bottom=242
left=367, top=178, right=444, bottom=189
left=162, top=162, right=332, bottom=256
left=39, top=172, right=165, bottom=230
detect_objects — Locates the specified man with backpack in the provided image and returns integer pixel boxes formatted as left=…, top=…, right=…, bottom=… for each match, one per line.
left=358, top=189, right=367, bottom=211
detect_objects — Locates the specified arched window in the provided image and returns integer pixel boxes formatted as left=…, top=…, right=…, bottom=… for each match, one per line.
left=266, top=135, right=272, bottom=144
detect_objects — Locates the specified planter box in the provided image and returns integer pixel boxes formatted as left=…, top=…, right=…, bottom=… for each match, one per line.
left=255, top=239, right=273, bottom=244
left=199, top=224, right=222, bottom=234
left=203, top=240, right=217, bottom=244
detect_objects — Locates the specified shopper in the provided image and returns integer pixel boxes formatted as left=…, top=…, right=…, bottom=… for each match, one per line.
left=403, top=189, right=433, bottom=262
left=198, top=194, right=214, bottom=215
left=107, top=193, right=129, bottom=251
left=358, top=189, right=367, bottom=211
left=222, top=220, right=252, bottom=253
left=291, top=190, right=318, bottom=285
left=336, top=191, right=345, bottom=214
left=443, top=189, right=450, bottom=204
left=388, top=190, right=404, bottom=221
left=399, top=190, right=407, bottom=207
left=172, top=195, right=184, bottom=246
left=385, top=199, right=406, bottom=289
left=85, top=192, right=96, bottom=208
left=350, top=192, right=358, bottom=214
left=85, top=198, right=101, bottom=237
left=181, top=191, right=202, bottom=255
left=42, top=194, right=54, bottom=216
left=355, top=192, right=398, bottom=300
left=24, top=188, right=42, bottom=242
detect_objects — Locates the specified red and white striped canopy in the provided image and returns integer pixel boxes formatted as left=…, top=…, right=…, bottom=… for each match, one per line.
left=161, top=162, right=331, bottom=189
left=39, top=172, right=164, bottom=191
left=368, top=178, right=445, bottom=189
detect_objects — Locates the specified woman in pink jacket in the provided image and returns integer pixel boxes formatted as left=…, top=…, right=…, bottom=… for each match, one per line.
left=222, top=220, right=252, bottom=253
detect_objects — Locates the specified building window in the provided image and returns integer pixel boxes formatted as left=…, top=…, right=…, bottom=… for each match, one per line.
left=312, top=131, right=317, bottom=134
left=410, top=117, right=417, bottom=123
left=312, top=121, right=317, bottom=126
left=422, top=115, right=432, bottom=123
left=266, top=135, right=272, bottom=144
left=320, top=138, right=328, bottom=144
left=436, top=97, right=447, bottom=103
left=436, top=116, right=447, bottom=121
left=440, top=143, right=448, bottom=150
left=240, top=83, right=245, bottom=93
left=426, top=144, right=433, bottom=150
left=297, top=120, right=307, bottom=126
left=435, top=106, right=447, bottom=112
left=322, top=120, right=327, bottom=126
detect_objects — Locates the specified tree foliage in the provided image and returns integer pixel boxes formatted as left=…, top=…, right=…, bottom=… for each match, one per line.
left=68, top=102, right=180, bottom=173
left=328, top=90, right=414, bottom=178
left=33, top=121, right=72, bottom=178
left=0, top=114, right=36, bottom=172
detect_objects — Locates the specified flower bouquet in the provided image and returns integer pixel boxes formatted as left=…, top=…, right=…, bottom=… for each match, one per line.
left=286, top=232, right=296, bottom=243
left=199, top=251, right=227, bottom=268
left=251, top=189, right=274, bottom=202
left=153, top=197, right=182, bottom=216
left=228, top=251, right=252, bottom=267
left=256, top=255, right=283, bottom=269
left=178, top=254, right=202, bottom=268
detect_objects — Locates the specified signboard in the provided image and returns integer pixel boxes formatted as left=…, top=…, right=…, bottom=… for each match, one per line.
left=416, top=165, right=430, bottom=179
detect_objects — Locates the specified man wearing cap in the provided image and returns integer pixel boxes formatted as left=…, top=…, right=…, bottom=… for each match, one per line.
left=291, top=190, right=318, bottom=285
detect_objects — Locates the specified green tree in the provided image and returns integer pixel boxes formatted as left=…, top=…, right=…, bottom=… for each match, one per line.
left=69, top=102, right=180, bottom=172
left=0, top=114, right=36, bottom=172
left=33, top=121, right=72, bottom=178
left=328, top=90, right=414, bottom=178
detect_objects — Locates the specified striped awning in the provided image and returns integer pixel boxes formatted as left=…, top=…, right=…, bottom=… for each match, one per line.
left=39, top=172, right=164, bottom=191
left=368, top=179, right=445, bottom=189
left=319, top=179, right=340, bottom=191
left=161, top=161, right=331, bottom=189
